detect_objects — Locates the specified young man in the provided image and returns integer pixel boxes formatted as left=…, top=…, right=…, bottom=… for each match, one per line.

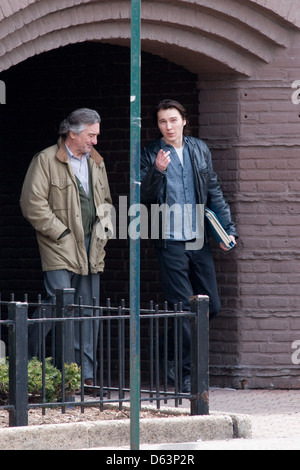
left=141, top=99, right=238, bottom=392
left=20, top=108, right=113, bottom=389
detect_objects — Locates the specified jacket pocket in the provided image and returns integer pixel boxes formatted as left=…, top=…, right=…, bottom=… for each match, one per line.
left=37, top=230, right=79, bottom=271
left=49, top=178, right=73, bottom=210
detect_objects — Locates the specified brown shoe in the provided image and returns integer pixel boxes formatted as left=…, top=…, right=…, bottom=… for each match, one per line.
left=84, top=378, right=94, bottom=387
left=84, top=379, right=107, bottom=396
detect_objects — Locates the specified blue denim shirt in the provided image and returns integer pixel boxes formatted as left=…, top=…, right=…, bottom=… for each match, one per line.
left=161, top=140, right=199, bottom=240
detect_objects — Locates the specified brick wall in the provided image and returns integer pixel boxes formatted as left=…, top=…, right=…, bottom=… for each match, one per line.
left=235, top=46, right=300, bottom=388
left=198, top=38, right=300, bottom=388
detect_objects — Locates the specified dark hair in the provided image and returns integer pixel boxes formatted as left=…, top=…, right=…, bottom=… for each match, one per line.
left=155, top=99, right=190, bottom=136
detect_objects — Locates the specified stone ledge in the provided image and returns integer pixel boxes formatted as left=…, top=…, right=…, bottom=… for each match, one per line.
left=0, top=408, right=252, bottom=450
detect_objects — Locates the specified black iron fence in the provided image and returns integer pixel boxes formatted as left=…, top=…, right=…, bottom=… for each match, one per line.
left=0, top=290, right=209, bottom=427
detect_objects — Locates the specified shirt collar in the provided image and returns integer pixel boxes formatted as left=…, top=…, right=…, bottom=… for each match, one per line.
left=65, top=144, right=90, bottom=161
left=160, top=137, right=185, bottom=151
left=56, top=137, right=104, bottom=166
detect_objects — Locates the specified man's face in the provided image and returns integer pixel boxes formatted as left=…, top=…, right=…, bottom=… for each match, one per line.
left=157, top=108, right=186, bottom=148
left=69, top=122, right=100, bottom=157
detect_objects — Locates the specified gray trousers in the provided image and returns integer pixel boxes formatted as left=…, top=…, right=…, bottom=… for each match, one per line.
left=28, top=243, right=100, bottom=380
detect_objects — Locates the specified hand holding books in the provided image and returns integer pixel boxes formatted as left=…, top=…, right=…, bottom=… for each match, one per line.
left=220, top=235, right=236, bottom=252
left=205, top=207, right=236, bottom=251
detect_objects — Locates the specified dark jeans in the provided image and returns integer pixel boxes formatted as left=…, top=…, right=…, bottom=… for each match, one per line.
left=155, top=241, right=220, bottom=373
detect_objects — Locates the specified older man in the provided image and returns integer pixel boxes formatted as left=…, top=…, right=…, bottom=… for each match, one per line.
left=20, top=108, right=112, bottom=388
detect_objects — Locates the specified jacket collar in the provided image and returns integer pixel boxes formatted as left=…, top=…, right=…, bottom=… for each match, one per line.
left=56, top=137, right=104, bottom=166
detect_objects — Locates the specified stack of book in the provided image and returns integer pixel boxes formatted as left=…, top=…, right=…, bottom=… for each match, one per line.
left=205, top=207, right=235, bottom=250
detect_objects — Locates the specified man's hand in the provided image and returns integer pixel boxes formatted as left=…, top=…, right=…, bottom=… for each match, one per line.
left=155, top=149, right=171, bottom=171
left=220, top=235, right=236, bottom=252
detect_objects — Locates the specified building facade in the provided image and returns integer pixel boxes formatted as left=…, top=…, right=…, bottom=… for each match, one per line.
left=1, top=0, right=300, bottom=388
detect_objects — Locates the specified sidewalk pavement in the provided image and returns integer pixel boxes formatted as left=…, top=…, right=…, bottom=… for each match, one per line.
left=96, top=388, right=300, bottom=450
left=1, top=388, right=300, bottom=450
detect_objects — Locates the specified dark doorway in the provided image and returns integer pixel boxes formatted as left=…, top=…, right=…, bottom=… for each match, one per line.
left=0, top=41, right=199, bottom=305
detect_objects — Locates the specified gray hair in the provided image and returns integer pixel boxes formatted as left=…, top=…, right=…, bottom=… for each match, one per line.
left=59, top=108, right=101, bottom=137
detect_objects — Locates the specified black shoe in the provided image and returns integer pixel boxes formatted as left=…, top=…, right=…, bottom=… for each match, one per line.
left=159, top=359, right=176, bottom=385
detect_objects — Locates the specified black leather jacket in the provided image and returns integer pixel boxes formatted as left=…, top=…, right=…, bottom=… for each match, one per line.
left=141, top=136, right=238, bottom=242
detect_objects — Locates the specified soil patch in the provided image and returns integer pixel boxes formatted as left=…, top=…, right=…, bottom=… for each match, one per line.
left=0, top=404, right=181, bottom=428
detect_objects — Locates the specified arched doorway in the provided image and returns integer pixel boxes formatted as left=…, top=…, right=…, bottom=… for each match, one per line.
left=0, top=41, right=199, bottom=305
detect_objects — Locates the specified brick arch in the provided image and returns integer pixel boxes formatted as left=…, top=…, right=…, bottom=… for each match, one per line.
left=0, top=0, right=299, bottom=75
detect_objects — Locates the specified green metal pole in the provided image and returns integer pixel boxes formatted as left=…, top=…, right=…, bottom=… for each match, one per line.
left=130, top=0, right=141, bottom=451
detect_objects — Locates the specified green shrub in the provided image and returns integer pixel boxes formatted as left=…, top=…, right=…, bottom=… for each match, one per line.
left=0, top=360, right=9, bottom=403
left=0, top=357, right=81, bottom=403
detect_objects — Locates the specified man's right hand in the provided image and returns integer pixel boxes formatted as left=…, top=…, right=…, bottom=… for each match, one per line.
left=155, top=149, right=171, bottom=171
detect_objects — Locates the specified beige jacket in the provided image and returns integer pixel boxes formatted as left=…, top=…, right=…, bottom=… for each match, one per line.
left=20, top=138, right=113, bottom=275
